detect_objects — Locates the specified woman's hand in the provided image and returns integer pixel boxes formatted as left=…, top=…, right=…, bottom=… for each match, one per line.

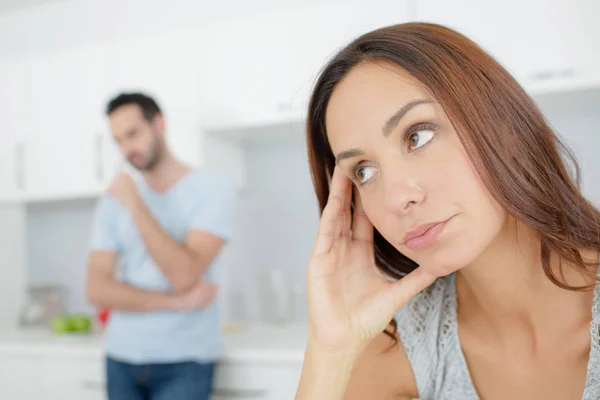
left=306, top=166, right=436, bottom=353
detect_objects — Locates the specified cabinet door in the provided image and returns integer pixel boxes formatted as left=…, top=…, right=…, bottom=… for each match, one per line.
left=12, top=36, right=203, bottom=201
left=0, top=354, right=39, bottom=399
left=212, top=362, right=302, bottom=400
left=17, top=47, right=105, bottom=201
left=0, top=58, right=37, bottom=144
left=38, top=356, right=106, bottom=400
left=416, top=0, right=598, bottom=93
left=78, top=42, right=123, bottom=187
left=4, top=29, right=205, bottom=202
left=199, top=1, right=411, bottom=131
left=24, top=132, right=103, bottom=201
left=0, top=62, right=29, bottom=202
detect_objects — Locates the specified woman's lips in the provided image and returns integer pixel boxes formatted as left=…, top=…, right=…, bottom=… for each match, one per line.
left=403, top=218, right=451, bottom=251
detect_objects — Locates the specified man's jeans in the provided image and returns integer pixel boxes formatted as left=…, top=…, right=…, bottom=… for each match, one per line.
left=106, top=356, right=216, bottom=400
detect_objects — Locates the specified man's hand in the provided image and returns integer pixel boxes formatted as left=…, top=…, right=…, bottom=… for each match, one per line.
left=172, top=279, right=218, bottom=311
left=108, top=172, right=141, bottom=211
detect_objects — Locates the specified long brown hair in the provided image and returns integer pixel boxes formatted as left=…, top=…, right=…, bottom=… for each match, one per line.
left=306, top=22, right=600, bottom=296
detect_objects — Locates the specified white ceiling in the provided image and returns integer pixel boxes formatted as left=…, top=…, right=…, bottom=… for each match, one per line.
left=0, top=0, right=66, bottom=14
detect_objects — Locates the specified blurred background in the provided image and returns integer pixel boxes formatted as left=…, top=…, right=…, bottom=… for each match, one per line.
left=0, top=0, right=599, bottom=398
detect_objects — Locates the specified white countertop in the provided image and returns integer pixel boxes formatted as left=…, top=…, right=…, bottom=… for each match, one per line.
left=0, top=328, right=105, bottom=357
left=220, top=322, right=307, bottom=364
left=0, top=322, right=308, bottom=364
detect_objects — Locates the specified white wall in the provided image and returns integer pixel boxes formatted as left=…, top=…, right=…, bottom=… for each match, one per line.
left=26, top=198, right=96, bottom=314
left=550, top=115, right=600, bottom=207
left=0, top=204, right=27, bottom=328
left=241, top=130, right=319, bottom=285
left=537, top=90, right=600, bottom=207
left=219, top=129, right=320, bottom=324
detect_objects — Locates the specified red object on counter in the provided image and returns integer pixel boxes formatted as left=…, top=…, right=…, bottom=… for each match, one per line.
left=97, top=308, right=110, bottom=326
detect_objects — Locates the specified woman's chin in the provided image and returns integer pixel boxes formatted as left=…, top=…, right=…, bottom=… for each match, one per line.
left=415, top=253, right=469, bottom=278
left=422, top=263, right=463, bottom=278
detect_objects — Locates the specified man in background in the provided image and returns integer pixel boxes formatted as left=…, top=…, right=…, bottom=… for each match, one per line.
left=86, top=92, right=236, bottom=400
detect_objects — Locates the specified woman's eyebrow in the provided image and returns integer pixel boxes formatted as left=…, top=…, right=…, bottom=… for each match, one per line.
left=382, top=99, right=434, bottom=137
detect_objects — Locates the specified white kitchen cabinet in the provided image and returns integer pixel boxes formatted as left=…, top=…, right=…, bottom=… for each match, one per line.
left=3, top=46, right=108, bottom=201
left=38, top=356, right=106, bottom=400
left=78, top=42, right=123, bottom=187
left=0, top=353, right=39, bottom=399
left=20, top=45, right=106, bottom=201
left=0, top=62, right=29, bottom=203
left=0, top=352, right=105, bottom=400
left=21, top=46, right=106, bottom=201
left=212, top=361, right=302, bottom=400
left=198, top=1, right=411, bottom=133
left=23, top=132, right=104, bottom=201
left=1, top=26, right=210, bottom=202
left=415, top=0, right=600, bottom=94
left=0, top=58, right=37, bottom=143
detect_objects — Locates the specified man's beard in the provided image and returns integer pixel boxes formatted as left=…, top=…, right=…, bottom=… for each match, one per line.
left=138, top=151, right=160, bottom=171
left=129, top=141, right=162, bottom=172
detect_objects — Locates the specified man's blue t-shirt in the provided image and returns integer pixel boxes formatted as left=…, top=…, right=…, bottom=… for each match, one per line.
left=89, top=168, right=236, bottom=364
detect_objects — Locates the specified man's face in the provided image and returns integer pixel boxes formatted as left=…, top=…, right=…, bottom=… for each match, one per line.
left=108, top=104, right=164, bottom=171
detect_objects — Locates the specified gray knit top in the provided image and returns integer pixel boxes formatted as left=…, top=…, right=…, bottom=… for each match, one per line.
left=395, top=273, right=600, bottom=399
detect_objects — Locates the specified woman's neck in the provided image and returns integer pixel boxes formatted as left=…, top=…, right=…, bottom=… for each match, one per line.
left=455, top=217, right=597, bottom=342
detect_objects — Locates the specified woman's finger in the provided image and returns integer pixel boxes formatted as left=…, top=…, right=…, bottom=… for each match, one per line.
left=330, top=166, right=352, bottom=239
left=312, top=167, right=351, bottom=256
left=351, top=189, right=373, bottom=243
left=385, top=267, right=437, bottom=312
left=359, top=267, right=436, bottom=337
left=312, top=193, right=342, bottom=256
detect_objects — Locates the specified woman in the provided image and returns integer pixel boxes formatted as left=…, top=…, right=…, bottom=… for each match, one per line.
left=295, top=22, right=600, bottom=399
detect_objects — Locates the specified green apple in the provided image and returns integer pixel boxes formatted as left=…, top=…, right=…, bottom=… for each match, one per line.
left=68, top=314, right=92, bottom=333
left=52, top=316, right=73, bottom=334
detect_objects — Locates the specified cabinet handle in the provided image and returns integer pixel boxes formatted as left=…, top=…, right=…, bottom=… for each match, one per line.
left=95, top=133, right=104, bottom=183
left=15, top=142, right=24, bottom=190
left=211, top=388, right=268, bottom=398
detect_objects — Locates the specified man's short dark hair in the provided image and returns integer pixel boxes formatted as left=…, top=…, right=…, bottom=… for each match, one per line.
left=105, top=92, right=162, bottom=121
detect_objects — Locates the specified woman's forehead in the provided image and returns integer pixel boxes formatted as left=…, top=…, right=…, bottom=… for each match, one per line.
left=325, top=62, right=435, bottom=144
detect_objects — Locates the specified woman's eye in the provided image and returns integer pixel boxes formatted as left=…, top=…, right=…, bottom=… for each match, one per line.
left=354, top=165, right=376, bottom=184
left=407, top=129, right=436, bottom=151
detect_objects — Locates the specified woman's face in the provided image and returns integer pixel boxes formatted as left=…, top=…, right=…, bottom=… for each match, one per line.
left=325, top=61, right=508, bottom=276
